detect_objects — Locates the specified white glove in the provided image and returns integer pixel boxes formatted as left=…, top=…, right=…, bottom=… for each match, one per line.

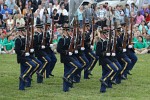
left=111, top=53, right=116, bottom=56
left=50, top=44, right=53, bottom=48
left=123, top=49, right=126, bottom=52
left=75, top=50, right=78, bottom=54
left=69, top=52, right=73, bottom=56
left=25, top=52, right=30, bottom=56
left=30, top=49, right=34, bottom=53
left=90, top=45, right=94, bottom=50
left=128, top=45, right=133, bottom=49
left=81, top=47, right=85, bottom=51
left=106, top=53, right=111, bottom=56
left=41, top=45, right=45, bottom=49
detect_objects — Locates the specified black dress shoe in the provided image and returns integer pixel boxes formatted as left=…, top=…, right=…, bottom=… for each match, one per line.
left=63, top=77, right=72, bottom=84
left=88, top=71, right=93, bottom=76
left=49, top=74, right=54, bottom=77
left=19, top=76, right=28, bottom=83
left=121, top=75, right=127, bottom=80
left=37, top=72, right=43, bottom=78
left=84, top=77, right=90, bottom=79
left=100, top=90, right=106, bottom=93
left=127, top=71, right=132, bottom=75
left=99, top=79, right=108, bottom=87
left=111, top=80, right=117, bottom=85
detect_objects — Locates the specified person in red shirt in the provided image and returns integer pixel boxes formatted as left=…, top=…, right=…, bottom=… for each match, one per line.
left=145, top=12, right=150, bottom=23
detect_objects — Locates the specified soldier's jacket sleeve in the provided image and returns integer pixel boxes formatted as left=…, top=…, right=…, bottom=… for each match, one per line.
left=15, top=38, right=24, bottom=56
left=57, top=38, right=67, bottom=55
left=96, top=41, right=105, bottom=57
left=34, top=35, right=40, bottom=50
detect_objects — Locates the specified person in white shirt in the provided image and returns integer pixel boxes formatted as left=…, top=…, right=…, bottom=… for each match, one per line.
left=35, top=5, right=44, bottom=21
left=47, top=3, right=53, bottom=16
left=57, top=4, right=68, bottom=25
left=53, top=0, right=60, bottom=11
left=16, top=14, right=25, bottom=27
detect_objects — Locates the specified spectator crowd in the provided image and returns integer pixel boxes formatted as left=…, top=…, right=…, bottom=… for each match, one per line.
left=0, top=0, right=150, bottom=54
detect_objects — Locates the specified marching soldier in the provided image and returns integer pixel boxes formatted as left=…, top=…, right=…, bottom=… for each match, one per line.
left=33, top=24, right=51, bottom=83
left=57, top=24, right=82, bottom=92
left=116, top=23, right=132, bottom=83
left=96, top=30, right=117, bottom=93
left=84, top=21, right=98, bottom=79
left=15, top=27, right=36, bottom=90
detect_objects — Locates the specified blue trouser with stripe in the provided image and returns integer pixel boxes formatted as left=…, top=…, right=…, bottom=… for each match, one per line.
left=19, top=59, right=36, bottom=90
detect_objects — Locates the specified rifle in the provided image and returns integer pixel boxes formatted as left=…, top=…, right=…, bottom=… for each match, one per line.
left=30, top=14, right=34, bottom=53
left=50, top=15, right=54, bottom=46
left=91, top=14, right=95, bottom=46
left=111, top=21, right=117, bottom=56
left=74, top=16, right=79, bottom=54
left=106, top=14, right=112, bottom=56
left=122, top=24, right=128, bottom=52
left=41, top=14, right=47, bottom=49
left=81, top=16, right=85, bottom=50
left=25, top=15, right=30, bottom=56
left=128, top=17, right=133, bottom=48
left=68, top=19, right=76, bottom=54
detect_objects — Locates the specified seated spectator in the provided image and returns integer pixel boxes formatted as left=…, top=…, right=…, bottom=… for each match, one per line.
left=3, top=35, right=15, bottom=54
left=140, top=6, right=149, bottom=16
left=134, top=36, right=149, bottom=54
left=138, top=21, right=148, bottom=33
left=1, top=4, right=12, bottom=14
left=6, top=15, right=14, bottom=30
left=145, top=12, right=150, bottom=23
left=5, top=0, right=16, bottom=11
left=2, top=11, right=9, bottom=27
left=0, top=32, right=5, bottom=54
left=135, top=11, right=145, bottom=24
left=13, top=5, right=21, bottom=15
left=16, top=14, right=25, bottom=27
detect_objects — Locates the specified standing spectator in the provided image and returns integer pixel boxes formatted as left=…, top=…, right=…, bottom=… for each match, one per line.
left=34, top=12, right=41, bottom=26
left=6, top=15, right=14, bottom=30
left=52, top=9, right=59, bottom=24
left=0, top=0, right=4, bottom=12
left=32, top=0, right=41, bottom=7
left=16, top=14, right=25, bottom=27
left=35, top=5, right=44, bottom=21
left=114, top=5, right=121, bottom=26
left=42, top=8, right=51, bottom=24
left=131, top=3, right=138, bottom=15
left=124, top=4, right=130, bottom=25
left=64, top=0, right=69, bottom=12
left=84, top=3, right=95, bottom=24
left=57, top=4, right=68, bottom=25
left=77, top=6, right=84, bottom=28
left=22, top=4, right=29, bottom=16
left=53, top=0, right=59, bottom=11
left=1, top=4, right=12, bottom=14
left=106, top=6, right=114, bottom=28
left=135, top=11, right=145, bottom=24
left=47, top=3, right=53, bottom=16
left=28, top=0, right=37, bottom=13
left=96, top=4, right=107, bottom=28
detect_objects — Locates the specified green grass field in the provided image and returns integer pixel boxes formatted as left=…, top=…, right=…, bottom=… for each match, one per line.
left=0, top=54, right=150, bottom=100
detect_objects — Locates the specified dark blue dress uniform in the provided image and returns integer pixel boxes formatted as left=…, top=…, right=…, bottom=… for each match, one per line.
left=45, top=31, right=57, bottom=78
left=116, top=33, right=132, bottom=82
left=126, top=36, right=138, bottom=73
left=73, top=33, right=90, bottom=82
left=33, top=31, right=51, bottom=83
left=96, top=40, right=117, bottom=93
left=15, top=35, right=36, bottom=90
left=57, top=35, right=82, bottom=92
left=84, top=31, right=98, bottom=79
